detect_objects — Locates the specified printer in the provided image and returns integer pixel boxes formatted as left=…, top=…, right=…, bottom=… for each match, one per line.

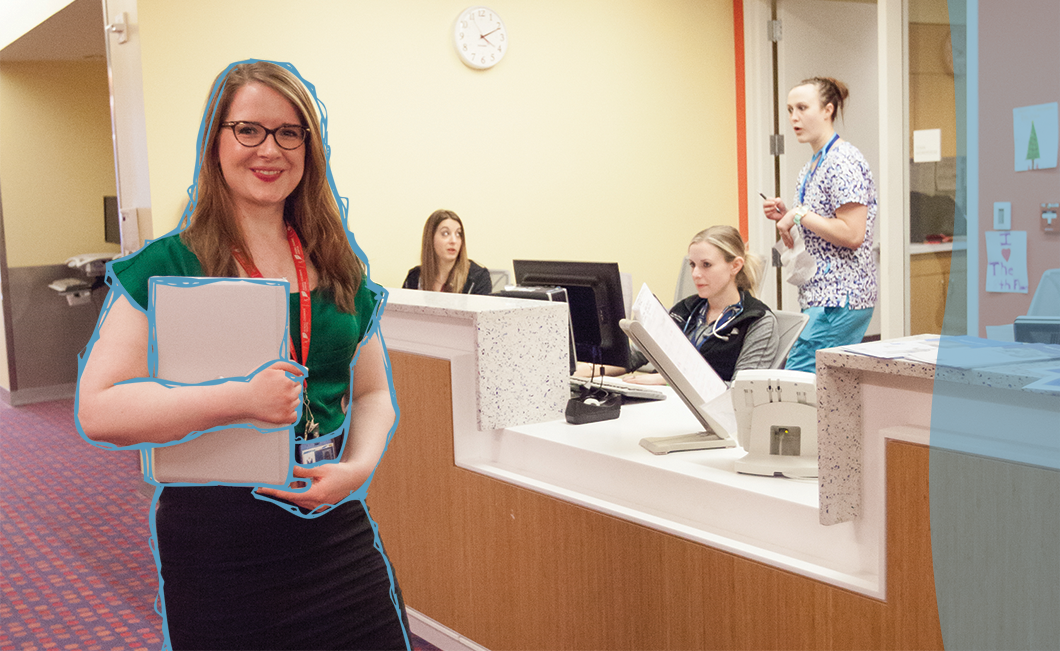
left=731, top=369, right=818, bottom=477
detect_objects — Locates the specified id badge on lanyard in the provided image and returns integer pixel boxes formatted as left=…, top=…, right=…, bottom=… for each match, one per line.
left=231, top=225, right=328, bottom=461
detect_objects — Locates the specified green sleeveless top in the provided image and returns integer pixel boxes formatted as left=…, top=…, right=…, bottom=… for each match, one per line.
left=109, top=233, right=382, bottom=437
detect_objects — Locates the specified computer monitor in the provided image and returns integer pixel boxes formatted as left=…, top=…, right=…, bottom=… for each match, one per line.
left=1014, top=316, right=1060, bottom=344
left=104, top=196, right=120, bottom=245
left=513, top=260, right=630, bottom=369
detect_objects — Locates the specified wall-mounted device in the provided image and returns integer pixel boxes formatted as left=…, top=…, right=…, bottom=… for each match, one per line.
left=66, top=253, right=118, bottom=277
left=48, top=278, right=94, bottom=306
left=50, top=253, right=120, bottom=306
left=1042, top=203, right=1058, bottom=234
left=731, top=369, right=818, bottom=478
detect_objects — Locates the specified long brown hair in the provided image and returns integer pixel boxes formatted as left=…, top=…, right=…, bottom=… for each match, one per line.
left=419, top=209, right=469, bottom=292
left=179, top=60, right=362, bottom=312
left=690, top=225, right=762, bottom=297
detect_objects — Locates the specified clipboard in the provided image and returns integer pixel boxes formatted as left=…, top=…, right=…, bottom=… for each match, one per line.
left=143, top=277, right=295, bottom=486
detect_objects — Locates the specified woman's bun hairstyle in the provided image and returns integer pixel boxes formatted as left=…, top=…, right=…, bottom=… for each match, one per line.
left=798, top=76, right=849, bottom=122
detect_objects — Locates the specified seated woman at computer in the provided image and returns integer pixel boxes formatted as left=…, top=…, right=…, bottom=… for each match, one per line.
left=403, top=209, right=492, bottom=295
left=579, top=225, right=778, bottom=383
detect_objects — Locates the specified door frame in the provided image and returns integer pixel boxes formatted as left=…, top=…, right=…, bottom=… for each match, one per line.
left=743, top=0, right=908, bottom=340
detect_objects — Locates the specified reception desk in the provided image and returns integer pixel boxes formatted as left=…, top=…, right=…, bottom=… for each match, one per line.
left=369, top=291, right=955, bottom=650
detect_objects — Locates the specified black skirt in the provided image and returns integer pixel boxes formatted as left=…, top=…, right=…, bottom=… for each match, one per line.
left=155, top=486, right=409, bottom=651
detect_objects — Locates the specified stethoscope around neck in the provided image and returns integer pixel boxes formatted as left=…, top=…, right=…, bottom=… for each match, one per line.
left=685, top=301, right=741, bottom=345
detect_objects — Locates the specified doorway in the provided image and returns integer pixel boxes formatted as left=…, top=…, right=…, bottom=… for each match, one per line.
left=0, top=0, right=117, bottom=404
left=744, top=0, right=904, bottom=339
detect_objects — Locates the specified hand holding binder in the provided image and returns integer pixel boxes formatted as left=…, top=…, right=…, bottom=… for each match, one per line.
left=144, top=277, right=297, bottom=487
left=243, top=359, right=306, bottom=426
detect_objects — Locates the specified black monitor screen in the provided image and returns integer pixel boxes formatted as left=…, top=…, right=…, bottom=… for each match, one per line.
left=104, top=196, right=120, bottom=245
left=1014, top=318, right=1060, bottom=345
left=513, top=260, right=629, bottom=369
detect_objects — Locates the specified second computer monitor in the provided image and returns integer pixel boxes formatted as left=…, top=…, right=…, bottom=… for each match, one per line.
left=513, top=260, right=630, bottom=370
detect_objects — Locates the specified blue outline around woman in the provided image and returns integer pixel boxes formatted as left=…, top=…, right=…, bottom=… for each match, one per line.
left=75, top=60, right=410, bottom=650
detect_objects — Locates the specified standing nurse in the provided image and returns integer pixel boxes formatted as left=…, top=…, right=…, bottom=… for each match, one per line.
left=762, top=76, right=878, bottom=372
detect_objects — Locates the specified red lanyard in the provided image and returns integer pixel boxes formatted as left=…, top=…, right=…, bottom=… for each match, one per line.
left=231, top=224, right=312, bottom=367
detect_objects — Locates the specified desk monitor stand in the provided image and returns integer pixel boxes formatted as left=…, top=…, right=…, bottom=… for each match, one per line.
left=620, top=317, right=737, bottom=454
left=639, top=430, right=732, bottom=454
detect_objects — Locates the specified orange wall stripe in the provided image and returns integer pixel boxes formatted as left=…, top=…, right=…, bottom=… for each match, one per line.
left=733, top=0, right=748, bottom=239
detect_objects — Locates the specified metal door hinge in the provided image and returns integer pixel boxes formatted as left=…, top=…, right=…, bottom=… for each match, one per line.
left=769, top=134, right=785, bottom=156
left=767, top=20, right=782, bottom=42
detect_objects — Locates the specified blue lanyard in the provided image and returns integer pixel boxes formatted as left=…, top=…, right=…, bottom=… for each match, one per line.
left=797, top=132, right=839, bottom=204
left=685, top=300, right=742, bottom=348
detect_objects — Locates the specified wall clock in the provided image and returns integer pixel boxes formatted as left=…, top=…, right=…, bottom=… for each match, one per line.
left=454, top=6, right=508, bottom=70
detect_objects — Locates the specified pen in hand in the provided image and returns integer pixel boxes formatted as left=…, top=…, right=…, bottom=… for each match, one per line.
left=760, top=192, right=782, bottom=213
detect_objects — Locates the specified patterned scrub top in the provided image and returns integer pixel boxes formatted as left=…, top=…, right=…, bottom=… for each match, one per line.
left=794, top=140, right=878, bottom=310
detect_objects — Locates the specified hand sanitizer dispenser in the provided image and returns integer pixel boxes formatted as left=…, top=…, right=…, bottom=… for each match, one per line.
left=731, top=369, right=818, bottom=477
left=50, top=253, right=120, bottom=306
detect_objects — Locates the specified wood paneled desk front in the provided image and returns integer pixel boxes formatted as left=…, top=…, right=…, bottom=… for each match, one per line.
left=368, top=295, right=1053, bottom=650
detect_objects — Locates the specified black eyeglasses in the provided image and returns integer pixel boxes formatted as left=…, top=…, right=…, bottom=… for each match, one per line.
left=220, top=121, right=309, bottom=150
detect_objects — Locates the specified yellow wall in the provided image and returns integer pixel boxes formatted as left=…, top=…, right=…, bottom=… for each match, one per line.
left=137, top=0, right=738, bottom=296
left=0, top=266, right=6, bottom=388
left=0, top=0, right=74, bottom=50
left=0, top=60, right=119, bottom=268
left=908, top=0, right=951, bottom=25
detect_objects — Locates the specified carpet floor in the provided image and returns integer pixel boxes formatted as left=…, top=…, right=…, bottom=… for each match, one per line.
left=0, top=398, right=437, bottom=651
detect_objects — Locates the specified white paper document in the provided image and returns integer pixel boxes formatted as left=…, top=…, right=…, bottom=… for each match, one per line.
left=631, top=284, right=727, bottom=402
left=841, top=338, right=939, bottom=362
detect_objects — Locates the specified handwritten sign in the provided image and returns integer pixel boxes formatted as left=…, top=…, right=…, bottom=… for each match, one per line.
left=985, top=230, right=1028, bottom=293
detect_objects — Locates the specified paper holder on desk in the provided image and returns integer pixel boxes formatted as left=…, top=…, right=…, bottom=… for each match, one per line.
left=731, top=369, right=818, bottom=477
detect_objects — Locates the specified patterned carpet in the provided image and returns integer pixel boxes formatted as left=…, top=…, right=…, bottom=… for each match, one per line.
left=0, top=398, right=437, bottom=651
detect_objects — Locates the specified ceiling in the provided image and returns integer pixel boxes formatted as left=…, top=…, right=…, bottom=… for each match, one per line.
left=1, top=0, right=107, bottom=62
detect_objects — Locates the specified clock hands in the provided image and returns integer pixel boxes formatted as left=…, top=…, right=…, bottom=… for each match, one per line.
left=455, top=7, right=506, bottom=69
left=478, top=27, right=501, bottom=48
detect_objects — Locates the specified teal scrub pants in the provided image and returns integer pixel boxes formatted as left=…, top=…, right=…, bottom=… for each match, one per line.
left=784, top=305, right=874, bottom=373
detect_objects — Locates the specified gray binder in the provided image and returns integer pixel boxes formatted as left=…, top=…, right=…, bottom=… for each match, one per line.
left=146, top=277, right=294, bottom=486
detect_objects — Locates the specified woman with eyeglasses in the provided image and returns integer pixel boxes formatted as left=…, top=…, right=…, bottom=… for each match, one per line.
left=578, top=225, right=778, bottom=384
left=403, top=209, right=492, bottom=294
left=76, top=61, right=409, bottom=650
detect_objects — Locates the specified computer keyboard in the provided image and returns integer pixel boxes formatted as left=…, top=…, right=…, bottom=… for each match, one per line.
left=570, top=376, right=666, bottom=401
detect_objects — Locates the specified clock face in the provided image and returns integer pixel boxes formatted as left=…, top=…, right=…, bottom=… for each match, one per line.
left=454, top=6, right=508, bottom=70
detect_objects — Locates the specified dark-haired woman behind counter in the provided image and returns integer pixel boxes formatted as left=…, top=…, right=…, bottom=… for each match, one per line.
left=403, top=209, right=492, bottom=295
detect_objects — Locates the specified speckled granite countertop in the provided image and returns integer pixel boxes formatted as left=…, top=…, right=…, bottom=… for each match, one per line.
left=817, top=349, right=936, bottom=380
left=816, top=345, right=936, bottom=525
left=933, top=359, right=1060, bottom=392
left=382, top=288, right=570, bottom=431
left=816, top=336, right=1060, bottom=525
